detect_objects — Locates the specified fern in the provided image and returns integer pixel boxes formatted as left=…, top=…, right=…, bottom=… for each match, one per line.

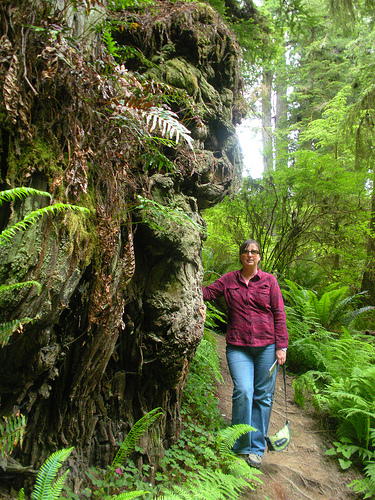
left=0, top=187, right=51, bottom=206
left=160, top=451, right=260, bottom=500
left=136, top=195, right=204, bottom=232
left=204, top=302, right=226, bottom=335
left=283, top=280, right=373, bottom=332
left=332, top=432, right=375, bottom=498
left=0, top=281, right=41, bottom=295
left=0, top=413, right=26, bottom=459
left=30, top=447, right=74, bottom=500
left=110, top=492, right=148, bottom=500
left=103, top=29, right=120, bottom=58
left=0, top=317, right=35, bottom=346
left=0, top=191, right=90, bottom=345
left=215, top=425, right=255, bottom=456
left=143, top=107, right=194, bottom=150
left=163, top=468, right=252, bottom=499
left=0, top=203, right=89, bottom=246
left=104, top=408, right=163, bottom=482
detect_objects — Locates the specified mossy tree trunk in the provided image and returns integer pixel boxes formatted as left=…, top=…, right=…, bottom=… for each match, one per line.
left=0, top=0, right=245, bottom=476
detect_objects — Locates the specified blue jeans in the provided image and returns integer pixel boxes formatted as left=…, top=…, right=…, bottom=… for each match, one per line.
left=226, top=343, right=278, bottom=456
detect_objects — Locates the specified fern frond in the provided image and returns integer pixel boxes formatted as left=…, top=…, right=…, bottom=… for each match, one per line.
left=111, top=492, right=150, bottom=500
left=143, top=107, right=194, bottom=151
left=215, top=424, right=255, bottom=455
left=105, top=408, right=163, bottom=481
left=160, top=460, right=260, bottom=500
left=0, top=188, right=51, bottom=206
left=350, top=477, right=375, bottom=499
left=0, top=281, right=42, bottom=295
left=0, top=203, right=90, bottom=245
left=0, top=414, right=26, bottom=459
left=136, top=195, right=204, bottom=232
left=17, top=489, right=25, bottom=500
left=103, top=29, right=120, bottom=58
left=0, top=317, right=34, bottom=347
left=342, top=305, right=375, bottom=326
left=31, top=447, right=74, bottom=500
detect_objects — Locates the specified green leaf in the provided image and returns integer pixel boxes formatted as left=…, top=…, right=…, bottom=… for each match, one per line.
left=338, top=458, right=352, bottom=470
left=31, top=447, right=74, bottom=500
left=325, top=448, right=337, bottom=456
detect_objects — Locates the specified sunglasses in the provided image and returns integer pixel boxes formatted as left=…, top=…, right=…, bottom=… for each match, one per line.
left=242, top=249, right=260, bottom=255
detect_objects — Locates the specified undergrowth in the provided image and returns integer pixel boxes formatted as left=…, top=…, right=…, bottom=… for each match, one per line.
left=59, top=304, right=260, bottom=500
left=284, top=280, right=375, bottom=499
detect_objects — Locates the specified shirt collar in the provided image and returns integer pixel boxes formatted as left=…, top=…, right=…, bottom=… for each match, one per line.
left=237, top=268, right=263, bottom=283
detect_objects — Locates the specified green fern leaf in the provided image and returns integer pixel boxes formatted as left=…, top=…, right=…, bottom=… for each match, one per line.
left=0, top=281, right=42, bottom=295
left=0, top=188, right=51, bottom=206
left=215, top=424, right=255, bottom=455
left=0, top=203, right=89, bottom=246
left=17, top=488, right=25, bottom=500
left=103, top=29, right=120, bottom=57
left=105, top=408, right=163, bottom=481
left=0, top=413, right=26, bottom=459
left=0, top=317, right=35, bottom=346
left=31, top=447, right=74, bottom=500
left=111, top=491, right=148, bottom=500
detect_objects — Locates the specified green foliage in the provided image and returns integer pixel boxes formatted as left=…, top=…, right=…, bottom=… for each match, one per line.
left=0, top=203, right=89, bottom=246
left=283, top=277, right=375, bottom=498
left=102, top=29, right=121, bottom=58
left=0, top=316, right=35, bottom=347
left=0, top=413, right=26, bottom=460
left=104, top=408, right=163, bottom=483
left=63, top=409, right=163, bottom=500
left=183, top=303, right=226, bottom=430
left=282, top=279, right=374, bottom=332
left=183, top=333, right=224, bottom=431
left=157, top=420, right=261, bottom=500
left=289, top=319, right=375, bottom=496
left=326, top=433, right=375, bottom=499
left=108, top=0, right=155, bottom=11
left=0, top=187, right=90, bottom=346
left=0, top=188, right=51, bottom=206
left=27, top=447, right=74, bottom=500
left=135, top=195, right=204, bottom=233
left=162, top=307, right=261, bottom=500
left=202, top=302, right=226, bottom=336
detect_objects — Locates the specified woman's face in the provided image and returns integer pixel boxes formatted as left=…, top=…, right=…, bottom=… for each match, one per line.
left=240, top=242, right=261, bottom=269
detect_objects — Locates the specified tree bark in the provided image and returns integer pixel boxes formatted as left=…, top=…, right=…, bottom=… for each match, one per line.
left=262, top=69, right=274, bottom=173
left=0, top=0, right=244, bottom=474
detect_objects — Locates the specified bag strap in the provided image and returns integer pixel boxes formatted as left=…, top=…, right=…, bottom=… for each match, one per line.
left=283, top=363, right=288, bottom=424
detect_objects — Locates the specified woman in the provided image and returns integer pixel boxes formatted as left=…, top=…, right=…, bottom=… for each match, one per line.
left=202, top=239, right=288, bottom=469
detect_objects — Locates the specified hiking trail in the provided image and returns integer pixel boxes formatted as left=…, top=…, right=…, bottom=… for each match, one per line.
left=213, top=333, right=364, bottom=500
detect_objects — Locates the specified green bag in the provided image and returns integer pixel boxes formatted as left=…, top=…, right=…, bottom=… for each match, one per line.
left=265, top=421, right=291, bottom=452
left=265, top=364, right=291, bottom=452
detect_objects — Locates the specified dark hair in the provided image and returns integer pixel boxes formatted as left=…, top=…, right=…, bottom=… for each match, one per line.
left=239, top=239, right=261, bottom=255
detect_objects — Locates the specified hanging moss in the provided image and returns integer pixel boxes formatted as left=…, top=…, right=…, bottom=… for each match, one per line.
left=6, top=137, right=63, bottom=191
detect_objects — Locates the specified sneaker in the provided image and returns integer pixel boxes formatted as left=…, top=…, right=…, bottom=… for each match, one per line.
left=247, top=453, right=262, bottom=469
left=236, top=453, right=249, bottom=461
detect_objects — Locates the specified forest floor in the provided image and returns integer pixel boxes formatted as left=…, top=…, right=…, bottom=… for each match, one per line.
left=213, top=333, right=365, bottom=500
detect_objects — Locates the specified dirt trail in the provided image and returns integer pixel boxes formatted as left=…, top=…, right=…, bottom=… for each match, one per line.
left=213, top=333, right=363, bottom=500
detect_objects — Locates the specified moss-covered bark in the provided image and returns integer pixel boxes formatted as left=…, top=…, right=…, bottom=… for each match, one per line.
left=0, top=0, right=246, bottom=481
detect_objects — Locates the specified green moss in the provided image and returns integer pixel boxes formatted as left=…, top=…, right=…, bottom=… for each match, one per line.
left=7, top=137, right=63, bottom=188
left=164, top=59, right=199, bottom=97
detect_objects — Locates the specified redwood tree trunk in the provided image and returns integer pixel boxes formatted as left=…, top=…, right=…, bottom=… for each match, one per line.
left=0, top=0, right=244, bottom=477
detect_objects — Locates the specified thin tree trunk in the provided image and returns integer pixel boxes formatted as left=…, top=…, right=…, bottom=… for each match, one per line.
left=262, top=69, right=273, bottom=173
left=361, top=168, right=375, bottom=305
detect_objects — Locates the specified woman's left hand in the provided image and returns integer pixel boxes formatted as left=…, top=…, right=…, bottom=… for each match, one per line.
left=276, top=349, right=287, bottom=365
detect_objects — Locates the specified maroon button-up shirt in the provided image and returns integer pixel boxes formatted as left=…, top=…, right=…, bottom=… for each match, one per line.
left=202, top=269, right=288, bottom=349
